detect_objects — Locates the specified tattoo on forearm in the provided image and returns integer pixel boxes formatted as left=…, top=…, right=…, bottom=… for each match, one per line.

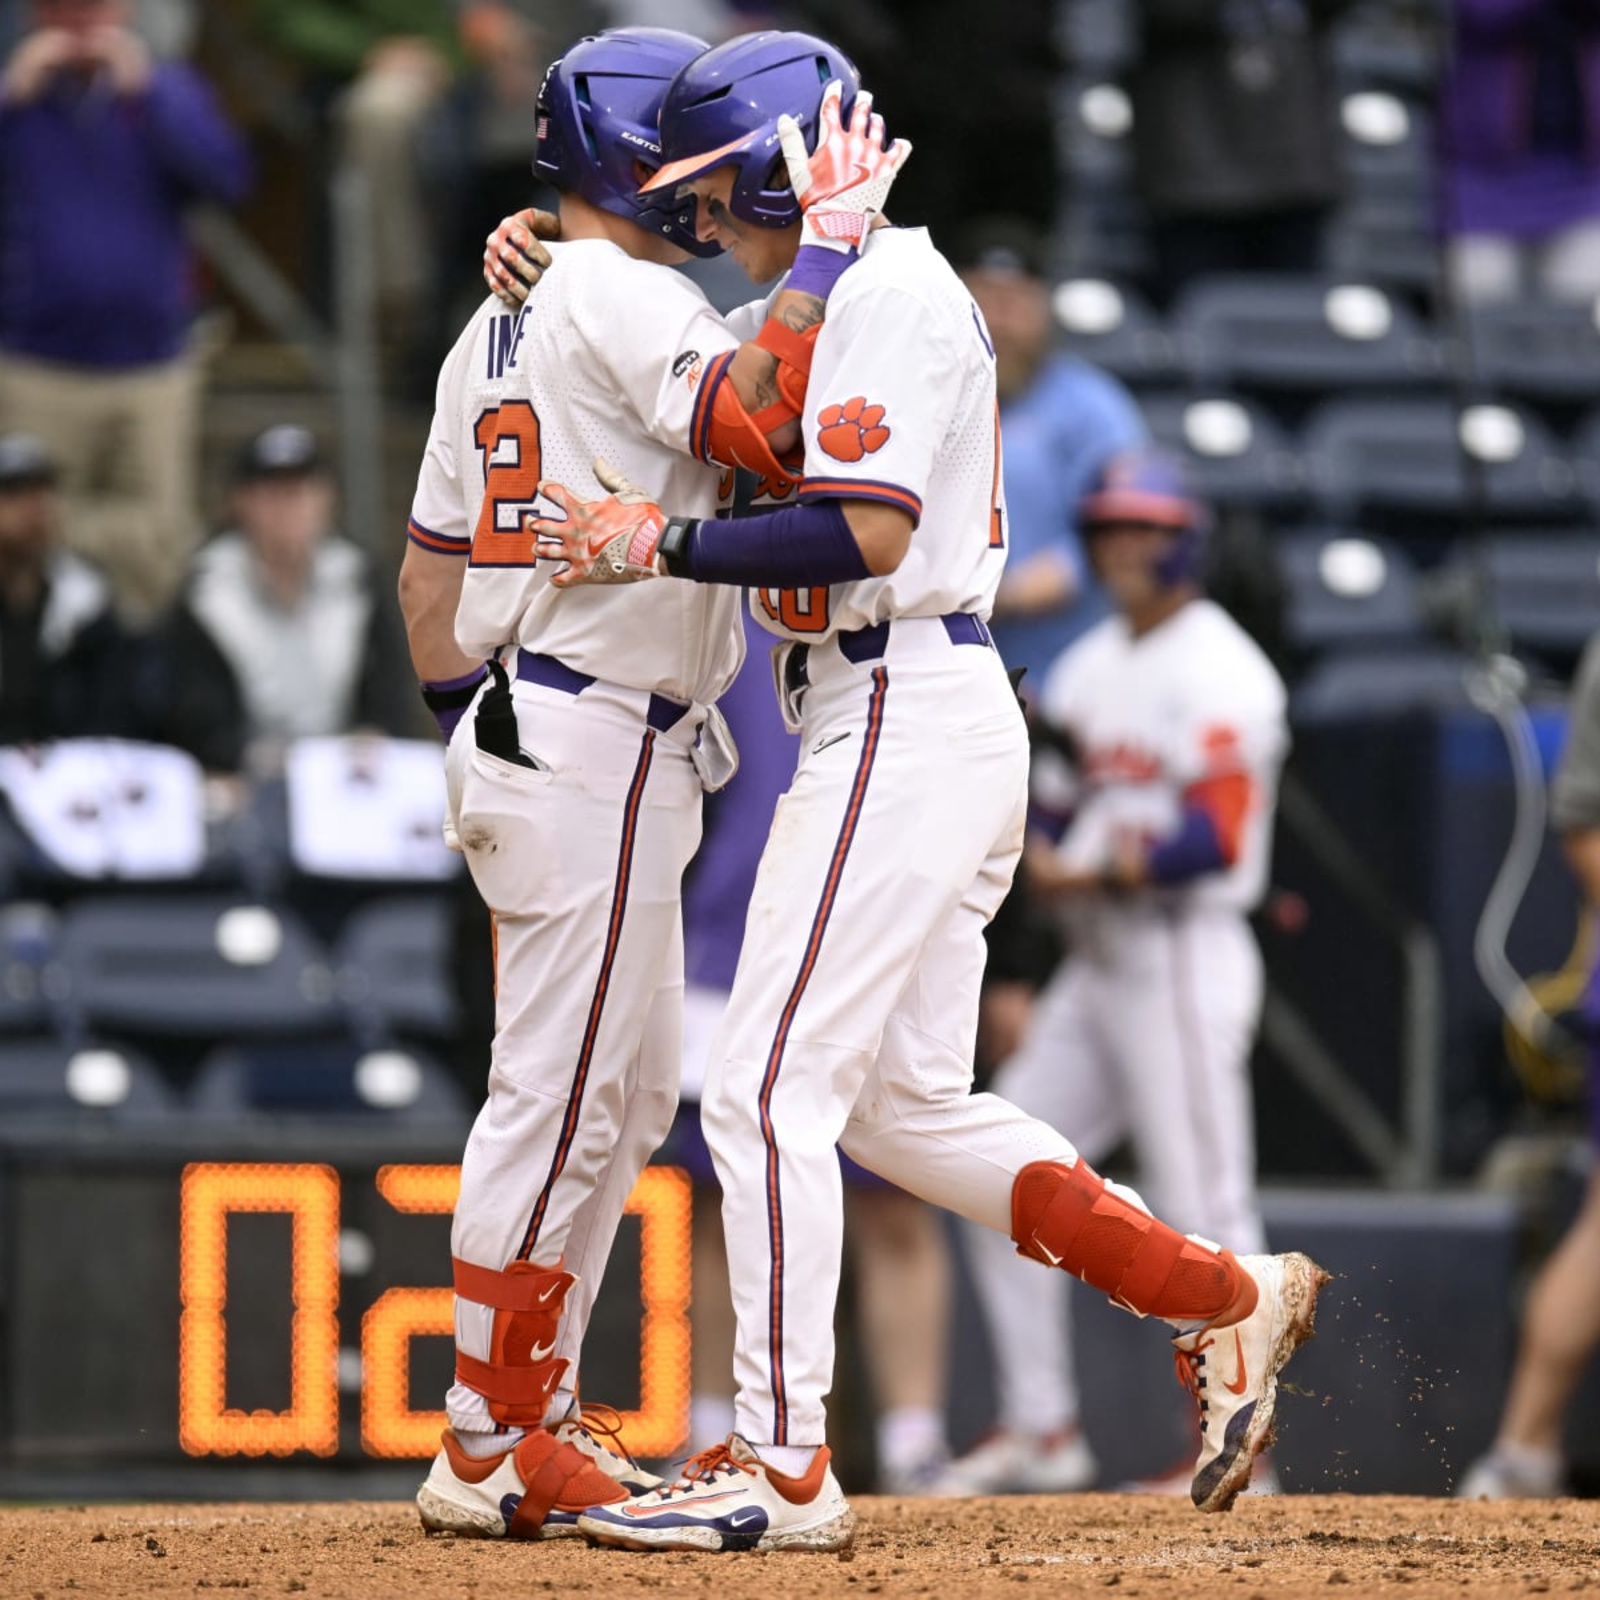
left=778, top=293, right=826, bottom=334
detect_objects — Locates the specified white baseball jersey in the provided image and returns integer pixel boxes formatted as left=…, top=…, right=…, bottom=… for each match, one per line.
left=1040, top=598, right=1288, bottom=914
left=747, top=227, right=1008, bottom=642
left=407, top=239, right=747, bottom=705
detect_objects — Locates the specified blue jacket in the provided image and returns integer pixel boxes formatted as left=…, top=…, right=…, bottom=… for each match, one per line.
left=0, top=63, right=251, bottom=368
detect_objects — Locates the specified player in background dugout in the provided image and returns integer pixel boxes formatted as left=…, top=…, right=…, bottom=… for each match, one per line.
left=942, top=451, right=1288, bottom=1497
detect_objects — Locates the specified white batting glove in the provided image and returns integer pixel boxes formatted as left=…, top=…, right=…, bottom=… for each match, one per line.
left=777, top=80, right=912, bottom=254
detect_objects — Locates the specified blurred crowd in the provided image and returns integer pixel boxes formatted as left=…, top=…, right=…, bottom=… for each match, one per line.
left=4, top=0, right=1600, bottom=1499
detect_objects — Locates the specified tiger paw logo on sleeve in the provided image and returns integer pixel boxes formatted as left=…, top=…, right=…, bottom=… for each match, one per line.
left=817, top=396, right=891, bottom=462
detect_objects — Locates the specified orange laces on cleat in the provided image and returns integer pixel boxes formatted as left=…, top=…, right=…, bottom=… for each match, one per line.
left=574, top=1402, right=636, bottom=1465
left=1173, top=1335, right=1214, bottom=1417
left=655, top=1442, right=757, bottom=1501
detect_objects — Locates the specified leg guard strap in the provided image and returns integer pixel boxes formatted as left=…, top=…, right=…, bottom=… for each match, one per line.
left=1010, top=1159, right=1255, bottom=1324
left=505, top=1431, right=618, bottom=1538
left=452, top=1257, right=574, bottom=1426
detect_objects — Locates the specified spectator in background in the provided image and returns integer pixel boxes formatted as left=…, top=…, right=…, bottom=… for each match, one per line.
left=255, top=2, right=594, bottom=364
left=1129, top=1, right=1351, bottom=304
left=0, top=0, right=251, bottom=624
left=1458, top=634, right=1600, bottom=1499
left=0, top=432, right=129, bottom=746
left=1442, top=0, right=1600, bottom=306
left=163, top=424, right=411, bottom=769
left=952, top=217, right=1146, bottom=692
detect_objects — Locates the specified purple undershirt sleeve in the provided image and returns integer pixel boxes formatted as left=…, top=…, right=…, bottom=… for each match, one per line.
left=1145, top=805, right=1228, bottom=885
left=679, top=500, right=871, bottom=588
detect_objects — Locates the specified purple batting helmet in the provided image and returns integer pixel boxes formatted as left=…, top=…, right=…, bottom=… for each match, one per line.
left=533, top=28, right=718, bottom=257
left=639, top=30, right=860, bottom=229
left=1079, top=450, right=1210, bottom=587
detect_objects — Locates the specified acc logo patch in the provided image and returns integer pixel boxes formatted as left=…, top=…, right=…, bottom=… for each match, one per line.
left=817, top=396, right=891, bottom=462
left=672, top=349, right=704, bottom=390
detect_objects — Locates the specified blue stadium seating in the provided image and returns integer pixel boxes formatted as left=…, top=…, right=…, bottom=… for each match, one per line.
left=1301, top=398, right=1582, bottom=523
left=56, top=894, right=341, bottom=1044
left=0, top=1037, right=175, bottom=1118
left=189, top=1039, right=465, bottom=1120
left=1278, top=530, right=1427, bottom=655
left=1174, top=274, right=1443, bottom=395
left=336, top=893, right=459, bottom=1041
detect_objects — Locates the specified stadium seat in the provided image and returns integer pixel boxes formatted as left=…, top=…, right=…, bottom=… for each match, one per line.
left=1301, top=398, right=1581, bottom=523
left=1051, top=278, right=1185, bottom=387
left=1462, top=300, right=1600, bottom=404
left=336, top=893, right=459, bottom=1040
left=56, top=894, right=341, bottom=1042
left=1291, top=644, right=1479, bottom=723
left=1139, top=393, right=1307, bottom=510
left=1173, top=275, right=1442, bottom=394
left=1472, top=533, right=1600, bottom=660
left=0, top=1037, right=174, bottom=1117
left=189, top=1039, right=466, bottom=1120
left=1278, top=530, right=1426, bottom=656
left=1340, top=91, right=1433, bottom=206
left=1326, top=198, right=1440, bottom=295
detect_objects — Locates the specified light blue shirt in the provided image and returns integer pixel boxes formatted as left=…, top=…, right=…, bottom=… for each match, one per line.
left=990, top=353, right=1147, bottom=688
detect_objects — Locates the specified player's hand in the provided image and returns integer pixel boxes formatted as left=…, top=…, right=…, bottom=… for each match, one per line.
left=777, top=80, right=911, bottom=254
left=1, top=27, right=79, bottom=104
left=484, top=208, right=558, bottom=306
left=1023, top=836, right=1103, bottom=899
left=83, top=24, right=152, bottom=96
left=530, top=458, right=665, bottom=586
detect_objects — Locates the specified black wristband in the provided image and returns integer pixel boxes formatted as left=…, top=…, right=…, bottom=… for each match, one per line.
left=656, top=516, right=698, bottom=579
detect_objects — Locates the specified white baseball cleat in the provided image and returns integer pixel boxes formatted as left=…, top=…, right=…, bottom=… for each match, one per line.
left=930, top=1426, right=1097, bottom=1496
left=1171, top=1251, right=1329, bottom=1514
left=577, top=1434, right=855, bottom=1552
left=416, top=1427, right=629, bottom=1539
left=1455, top=1446, right=1566, bottom=1500
left=549, top=1400, right=665, bottom=1494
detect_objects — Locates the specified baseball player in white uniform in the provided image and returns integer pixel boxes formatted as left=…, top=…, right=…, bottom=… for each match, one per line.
left=944, top=451, right=1289, bottom=1496
left=528, top=30, right=1326, bottom=1554
left=395, top=28, right=908, bottom=1541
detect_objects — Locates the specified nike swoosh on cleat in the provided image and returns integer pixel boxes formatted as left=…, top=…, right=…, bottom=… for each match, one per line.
left=1222, top=1330, right=1249, bottom=1396
left=1035, top=1243, right=1063, bottom=1266
left=726, top=1509, right=765, bottom=1529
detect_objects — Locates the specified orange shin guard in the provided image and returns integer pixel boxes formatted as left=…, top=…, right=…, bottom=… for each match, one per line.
left=452, top=1257, right=574, bottom=1427
left=1010, top=1160, right=1256, bottom=1325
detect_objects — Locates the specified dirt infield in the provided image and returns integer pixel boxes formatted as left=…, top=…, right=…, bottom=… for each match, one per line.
left=4, top=1494, right=1596, bottom=1600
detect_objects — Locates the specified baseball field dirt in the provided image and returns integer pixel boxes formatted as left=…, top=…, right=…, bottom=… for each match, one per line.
left=3, top=1494, right=1595, bottom=1599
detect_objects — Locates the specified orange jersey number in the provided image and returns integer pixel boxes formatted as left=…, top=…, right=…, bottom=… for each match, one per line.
left=757, top=585, right=831, bottom=635
left=988, top=401, right=1005, bottom=549
left=472, top=401, right=542, bottom=567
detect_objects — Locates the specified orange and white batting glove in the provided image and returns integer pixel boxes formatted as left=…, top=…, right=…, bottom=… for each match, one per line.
left=531, top=457, right=668, bottom=587
left=483, top=206, right=558, bottom=306
left=778, top=80, right=912, bottom=254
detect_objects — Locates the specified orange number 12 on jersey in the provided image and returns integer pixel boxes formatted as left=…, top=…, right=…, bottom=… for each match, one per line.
left=472, top=401, right=543, bottom=567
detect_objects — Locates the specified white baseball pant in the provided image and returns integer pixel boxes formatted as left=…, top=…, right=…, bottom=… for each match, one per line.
left=700, top=617, right=1080, bottom=1449
left=443, top=670, right=704, bottom=1433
